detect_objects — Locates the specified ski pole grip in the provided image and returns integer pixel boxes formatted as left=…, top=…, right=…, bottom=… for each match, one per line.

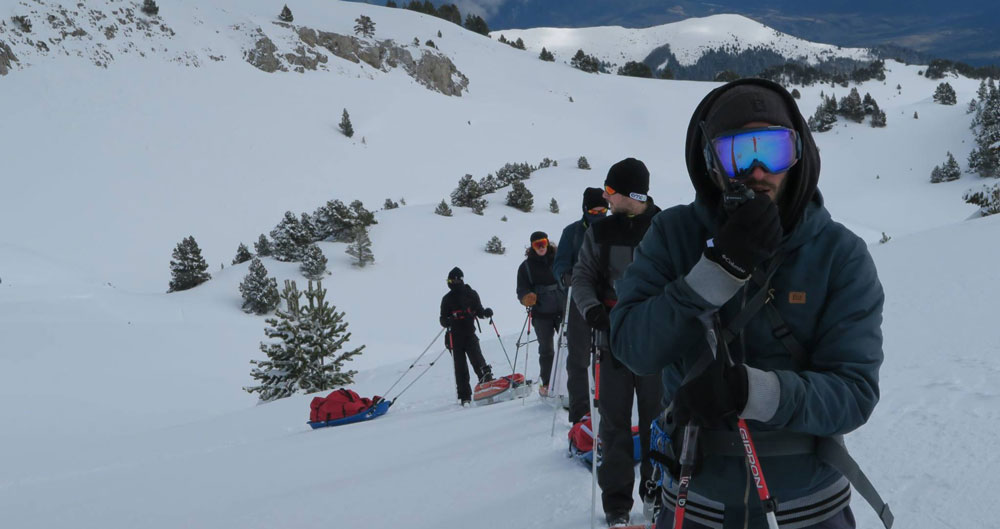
left=679, top=424, right=700, bottom=466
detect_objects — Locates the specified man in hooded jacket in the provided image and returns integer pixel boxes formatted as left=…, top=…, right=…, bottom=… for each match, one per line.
left=553, top=187, right=608, bottom=423
left=610, top=79, right=887, bottom=529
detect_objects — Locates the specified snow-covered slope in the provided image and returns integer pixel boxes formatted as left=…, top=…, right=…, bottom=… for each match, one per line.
left=0, top=2, right=995, bottom=528
left=491, top=14, right=875, bottom=70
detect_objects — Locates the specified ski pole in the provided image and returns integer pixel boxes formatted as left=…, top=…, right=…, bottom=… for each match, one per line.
left=382, top=327, right=446, bottom=398
left=512, top=310, right=530, bottom=376
left=588, top=329, right=602, bottom=529
left=672, top=424, right=700, bottom=529
left=489, top=318, right=516, bottom=373
left=551, top=286, right=574, bottom=436
left=391, top=344, right=451, bottom=404
left=523, top=308, right=532, bottom=405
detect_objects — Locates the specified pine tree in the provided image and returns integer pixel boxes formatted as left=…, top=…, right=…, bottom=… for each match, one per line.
left=941, top=152, right=961, bottom=181
left=354, top=15, right=376, bottom=38
left=245, top=280, right=364, bottom=401
left=300, top=244, right=328, bottom=280
left=485, top=236, right=505, bottom=254
left=933, top=82, right=957, bottom=105
left=479, top=173, right=500, bottom=193
left=914, top=111, right=919, bottom=119
left=278, top=5, right=293, bottom=22
left=470, top=197, right=487, bottom=215
left=870, top=109, right=887, bottom=128
left=862, top=93, right=879, bottom=115
left=617, top=61, right=653, bottom=78
left=463, top=14, right=489, bottom=36
left=500, top=215, right=508, bottom=222
left=578, top=156, right=591, bottom=169
left=270, top=211, right=312, bottom=262
left=659, top=68, right=674, bottom=80
left=513, top=37, right=526, bottom=50
left=450, top=174, right=484, bottom=207
left=570, top=49, right=600, bottom=73
left=838, top=88, right=865, bottom=123
left=495, top=162, right=532, bottom=186
left=168, top=236, right=211, bottom=292
left=300, top=212, right=318, bottom=242
left=809, top=95, right=838, bottom=132
left=963, top=183, right=1000, bottom=216
left=339, top=109, right=354, bottom=138
left=549, top=198, right=559, bottom=213
left=505, top=181, right=534, bottom=212
left=240, top=258, right=280, bottom=314
left=539, top=47, right=555, bottom=62
left=435, top=199, right=453, bottom=216
left=346, top=226, right=375, bottom=267
left=233, top=243, right=253, bottom=265
left=255, top=234, right=272, bottom=257
left=141, top=0, right=159, bottom=16
left=349, top=200, right=377, bottom=231
left=383, top=198, right=399, bottom=210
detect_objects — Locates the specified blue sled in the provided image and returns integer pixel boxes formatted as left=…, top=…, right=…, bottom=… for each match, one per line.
left=568, top=432, right=641, bottom=470
left=308, top=399, right=391, bottom=429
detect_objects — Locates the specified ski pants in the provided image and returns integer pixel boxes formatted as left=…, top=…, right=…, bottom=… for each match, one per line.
left=565, top=301, right=591, bottom=423
left=532, top=313, right=557, bottom=387
left=449, top=331, right=491, bottom=401
left=657, top=503, right=856, bottom=529
left=597, top=344, right=664, bottom=517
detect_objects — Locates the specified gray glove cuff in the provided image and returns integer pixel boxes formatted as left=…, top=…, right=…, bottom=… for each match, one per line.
left=740, top=366, right=781, bottom=423
left=684, top=254, right=747, bottom=307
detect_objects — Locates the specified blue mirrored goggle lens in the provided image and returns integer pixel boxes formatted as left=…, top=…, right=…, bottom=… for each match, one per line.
left=711, top=128, right=798, bottom=178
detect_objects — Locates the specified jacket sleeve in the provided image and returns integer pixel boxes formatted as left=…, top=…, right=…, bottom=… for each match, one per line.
left=471, top=287, right=487, bottom=318
left=439, top=295, right=450, bottom=327
left=610, top=214, right=720, bottom=376
left=571, top=228, right=604, bottom=318
left=516, top=261, right=532, bottom=300
left=763, top=238, right=884, bottom=436
left=552, top=223, right=577, bottom=286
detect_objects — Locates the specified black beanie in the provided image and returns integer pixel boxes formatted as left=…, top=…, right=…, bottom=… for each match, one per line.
left=530, top=231, right=548, bottom=242
left=582, top=187, right=606, bottom=212
left=703, top=84, right=795, bottom=139
left=447, top=267, right=463, bottom=281
left=605, top=158, right=650, bottom=202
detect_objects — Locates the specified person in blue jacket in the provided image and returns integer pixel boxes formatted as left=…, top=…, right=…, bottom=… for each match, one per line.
left=611, top=79, right=888, bottom=529
left=552, top=187, right=608, bottom=423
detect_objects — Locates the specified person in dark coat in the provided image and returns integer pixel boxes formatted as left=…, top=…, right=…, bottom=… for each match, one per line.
left=572, top=158, right=664, bottom=527
left=440, top=267, right=494, bottom=405
left=516, top=231, right=562, bottom=393
left=553, top=187, right=608, bottom=422
left=611, top=80, right=888, bottom=529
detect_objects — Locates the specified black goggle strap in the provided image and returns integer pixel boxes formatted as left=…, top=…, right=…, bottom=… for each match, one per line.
left=700, top=121, right=735, bottom=192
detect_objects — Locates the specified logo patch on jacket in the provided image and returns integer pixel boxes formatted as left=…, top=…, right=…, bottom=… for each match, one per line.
left=789, top=291, right=807, bottom=304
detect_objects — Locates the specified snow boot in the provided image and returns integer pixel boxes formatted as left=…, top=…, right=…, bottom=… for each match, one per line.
left=605, top=512, right=630, bottom=528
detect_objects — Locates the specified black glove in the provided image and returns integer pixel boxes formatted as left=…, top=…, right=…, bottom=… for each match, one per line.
left=706, top=194, right=782, bottom=279
left=585, top=305, right=610, bottom=331
left=440, top=314, right=453, bottom=328
left=673, top=359, right=748, bottom=428
left=483, top=307, right=494, bottom=318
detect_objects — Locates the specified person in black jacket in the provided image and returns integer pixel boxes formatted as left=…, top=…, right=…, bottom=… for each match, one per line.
left=440, top=267, right=494, bottom=405
left=516, top=231, right=563, bottom=394
left=572, top=158, right=665, bottom=526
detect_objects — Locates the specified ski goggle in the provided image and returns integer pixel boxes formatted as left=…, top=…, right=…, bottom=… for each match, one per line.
left=587, top=206, right=608, bottom=215
left=604, top=184, right=647, bottom=202
left=706, top=126, right=801, bottom=179
left=531, top=238, right=548, bottom=250
left=447, top=277, right=462, bottom=284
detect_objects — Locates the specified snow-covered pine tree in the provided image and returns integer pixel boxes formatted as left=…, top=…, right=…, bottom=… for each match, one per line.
left=495, top=162, right=532, bottom=186
left=245, top=280, right=364, bottom=401
left=383, top=198, right=399, bottom=210
left=278, top=4, right=293, bottom=22
left=354, top=15, right=376, bottom=38
left=617, top=61, right=653, bottom=78
left=968, top=81, right=1000, bottom=177
left=578, top=156, right=590, bottom=169
left=168, top=236, right=211, bottom=292
left=570, top=49, right=599, bottom=73
left=862, top=93, right=879, bottom=115
left=300, top=244, right=328, bottom=280
left=538, top=157, right=553, bottom=168
left=933, top=82, right=957, bottom=105
left=451, top=174, right=484, bottom=207
left=479, top=173, right=500, bottom=193
left=809, top=96, right=838, bottom=132
left=838, top=88, right=865, bottom=123
left=350, top=200, right=377, bottom=231
left=141, top=0, right=159, bottom=16
left=300, top=212, right=318, bottom=242
left=539, top=47, right=555, bottom=62
left=506, top=181, right=534, bottom=212
left=963, top=183, right=1000, bottom=216
left=240, top=258, right=280, bottom=314
left=233, top=243, right=253, bottom=265
left=870, top=109, right=887, bottom=128
left=930, top=165, right=944, bottom=183
left=313, top=200, right=350, bottom=242
left=513, top=37, right=525, bottom=50
left=550, top=198, right=559, bottom=213
left=346, top=226, right=375, bottom=267
left=435, top=199, right=453, bottom=216
left=940, top=152, right=961, bottom=181
left=340, top=109, right=354, bottom=137
left=470, top=197, right=487, bottom=215
left=270, top=211, right=312, bottom=262
left=485, top=235, right=505, bottom=254
left=255, top=234, right=272, bottom=257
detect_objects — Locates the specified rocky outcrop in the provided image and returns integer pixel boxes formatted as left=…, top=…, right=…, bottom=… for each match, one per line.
left=245, top=31, right=284, bottom=73
left=0, top=40, right=18, bottom=76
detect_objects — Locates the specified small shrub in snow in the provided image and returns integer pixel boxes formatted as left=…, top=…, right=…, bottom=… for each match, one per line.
left=931, top=152, right=961, bottom=183
left=485, top=236, right=505, bottom=255
left=578, top=156, right=591, bottom=170
left=233, top=243, right=253, bottom=265
left=506, top=181, right=534, bottom=212
left=914, top=111, right=919, bottom=119
left=383, top=198, right=399, bottom=210
left=141, top=0, right=159, bottom=16
left=168, top=236, right=211, bottom=292
left=278, top=5, right=293, bottom=22
left=339, top=109, right=354, bottom=137
left=435, top=200, right=453, bottom=217
left=240, top=258, right=280, bottom=314
left=879, top=232, right=891, bottom=244
left=549, top=198, right=559, bottom=213
left=500, top=215, right=508, bottom=222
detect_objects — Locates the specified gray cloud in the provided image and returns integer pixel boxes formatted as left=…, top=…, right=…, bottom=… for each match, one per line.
left=453, top=0, right=512, bottom=19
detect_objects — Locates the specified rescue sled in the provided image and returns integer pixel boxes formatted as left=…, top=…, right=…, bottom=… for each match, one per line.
left=308, top=389, right=391, bottom=429
left=473, top=373, right=532, bottom=406
left=567, top=413, right=641, bottom=469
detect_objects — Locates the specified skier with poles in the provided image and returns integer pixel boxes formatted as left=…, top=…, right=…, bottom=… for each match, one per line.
left=611, top=79, right=893, bottom=529
left=440, top=267, right=494, bottom=406
left=553, top=187, right=608, bottom=423
left=572, top=158, right=664, bottom=527
left=516, top=231, right=562, bottom=396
